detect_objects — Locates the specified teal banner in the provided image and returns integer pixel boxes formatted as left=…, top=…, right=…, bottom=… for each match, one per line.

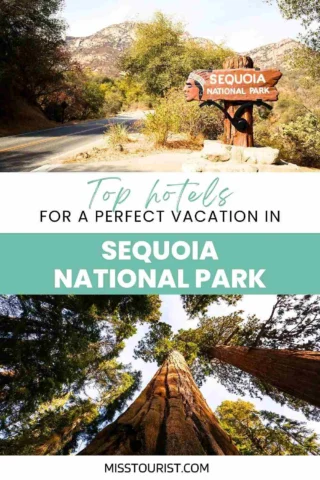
left=0, top=233, right=318, bottom=294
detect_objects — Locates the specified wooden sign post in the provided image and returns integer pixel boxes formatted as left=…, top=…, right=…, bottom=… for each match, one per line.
left=184, top=55, right=282, bottom=147
left=223, top=56, right=254, bottom=147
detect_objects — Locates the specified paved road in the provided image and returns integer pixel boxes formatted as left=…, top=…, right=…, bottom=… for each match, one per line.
left=0, top=114, right=140, bottom=172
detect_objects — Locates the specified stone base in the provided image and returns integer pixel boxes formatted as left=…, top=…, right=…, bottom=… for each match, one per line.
left=201, top=140, right=280, bottom=165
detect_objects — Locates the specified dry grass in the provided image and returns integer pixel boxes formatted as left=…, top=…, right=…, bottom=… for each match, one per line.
left=63, top=133, right=203, bottom=164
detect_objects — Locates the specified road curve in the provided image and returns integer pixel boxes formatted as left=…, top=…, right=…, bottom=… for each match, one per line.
left=0, top=113, right=139, bottom=172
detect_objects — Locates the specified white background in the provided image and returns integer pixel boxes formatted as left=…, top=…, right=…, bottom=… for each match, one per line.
left=2, top=455, right=318, bottom=479
left=0, top=172, right=319, bottom=233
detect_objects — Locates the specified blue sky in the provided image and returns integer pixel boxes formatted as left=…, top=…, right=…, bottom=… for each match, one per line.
left=119, top=295, right=320, bottom=435
left=63, top=0, right=303, bottom=51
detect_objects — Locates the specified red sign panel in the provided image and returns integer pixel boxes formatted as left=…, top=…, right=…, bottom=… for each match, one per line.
left=184, top=68, right=282, bottom=102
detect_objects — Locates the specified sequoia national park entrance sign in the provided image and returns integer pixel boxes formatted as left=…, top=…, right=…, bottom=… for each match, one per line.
left=185, top=56, right=282, bottom=147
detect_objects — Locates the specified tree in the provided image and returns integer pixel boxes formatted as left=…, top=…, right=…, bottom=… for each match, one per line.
left=121, top=12, right=233, bottom=97
left=267, top=1, right=320, bottom=80
left=79, top=350, right=239, bottom=455
left=209, top=346, right=320, bottom=409
left=135, top=296, right=320, bottom=419
left=44, top=69, right=108, bottom=122
left=270, top=0, right=319, bottom=50
left=0, top=294, right=161, bottom=453
left=0, top=0, right=69, bottom=111
left=216, top=400, right=320, bottom=455
left=0, top=364, right=141, bottom=455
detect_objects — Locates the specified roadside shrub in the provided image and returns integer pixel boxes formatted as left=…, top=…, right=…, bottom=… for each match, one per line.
left=280, top=113, right=320, bottom=167
left=105, top=123, right=130, bottom=149
left=143, top=94, right=180, bottom=146
left=255, top=112, right=320, bottom=168
left=143, top=89, right=224, bottom=146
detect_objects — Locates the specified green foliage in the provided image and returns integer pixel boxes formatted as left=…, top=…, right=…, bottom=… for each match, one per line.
left=121, top=12, right=233, bottom=97
left=0, top=294, right=161, bottom=454
left=81, top=79, right=106, bottom=118
left=0, top=0, right=68, bottom=113
left=143, top=89, right=225, bottom=145
left=121, top=12, right=185, bottom=97
left=270, top=0, right=320, bottom=50
left=267, top=0, right=320, bottom=83
left=134, top=295, right=243, bottom=382
left=116, top=77, right=154, bottom=109
left=0, top=1, right=125, bottom=123
left=134, top=322, right=174, bottom=364
left=181, top=294, right=242, bottom=319
left=0, top=364, right=141, bottom=455
left=256, top=111, right=320, bottom=168
left=44, top=70, right=108, bottom=122
left=261, top=2, right=320, bottom=167
left=101, top=81, right=124, bottom=116
left=216, top=400, right=320, bottom=455
left=280, top=113, right=320, bottom=167
left=254, top=73, right=320, bottom=168
left=290, top=46, right=320, bottom=81
left=143, top=91, right=182, bottom=145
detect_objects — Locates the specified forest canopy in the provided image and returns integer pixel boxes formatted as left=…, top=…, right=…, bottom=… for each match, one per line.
left=1, top=294, right=320, bottom=455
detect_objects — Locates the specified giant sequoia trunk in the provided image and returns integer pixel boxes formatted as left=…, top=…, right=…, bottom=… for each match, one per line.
left=209, top=346, right=320, bottom=408
left=79, top=351, right=238, bottom=455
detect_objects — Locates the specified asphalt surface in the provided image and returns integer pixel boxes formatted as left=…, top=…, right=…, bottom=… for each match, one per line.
left=0, top=114, right=138, bottom=172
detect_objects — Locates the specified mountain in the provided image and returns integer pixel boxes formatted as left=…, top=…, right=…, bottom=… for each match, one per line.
left=67, top=22, right=300, bottom=76
left=67, top=22, right=137, bottom=77
left=244, top=38, right=301, bottom=69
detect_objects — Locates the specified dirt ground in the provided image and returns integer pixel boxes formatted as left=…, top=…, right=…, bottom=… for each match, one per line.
left=56, top=133, right=203, bottom=171
left=54, top=132, right=317, bottom=173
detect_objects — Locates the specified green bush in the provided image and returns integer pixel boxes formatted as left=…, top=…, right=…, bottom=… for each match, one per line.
left=281, top=113, right=320, bottom=167
left=143, top=89, right=224, bottom=146
left=255, top=112, right=320, bottom=168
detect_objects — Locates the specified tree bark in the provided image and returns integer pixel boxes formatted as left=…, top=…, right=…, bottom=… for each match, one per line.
left=79, top=351, right=239, bottom=455
left=209, top=346, right=320, bottom=409
left=223, top=56, right=254, bottom=147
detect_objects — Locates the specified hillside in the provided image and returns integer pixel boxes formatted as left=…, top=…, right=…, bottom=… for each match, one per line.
left=67, top=22, right=136, bottom=77
left=67, top=22, right=301, bottom=76
left=0, top=98, right=56, bottom=137
left=244, top=38, right=301, bottom=69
